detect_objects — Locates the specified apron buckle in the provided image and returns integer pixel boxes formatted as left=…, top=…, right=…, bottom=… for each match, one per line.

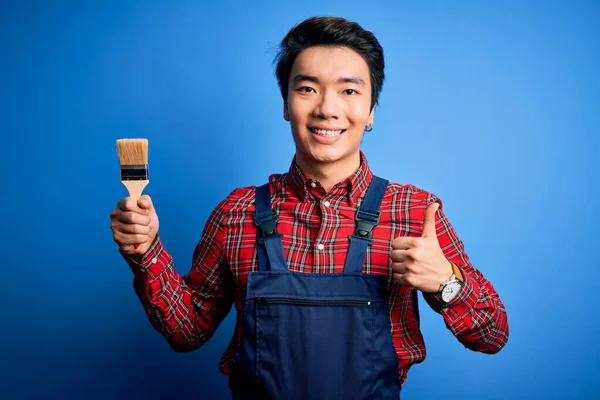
left=350, top=209, right=381, bottom=244
left=255, top=209, right=283, bottom=244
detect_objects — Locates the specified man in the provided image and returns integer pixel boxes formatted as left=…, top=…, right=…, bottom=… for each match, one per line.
left=110, top=16, right=508, bottom=399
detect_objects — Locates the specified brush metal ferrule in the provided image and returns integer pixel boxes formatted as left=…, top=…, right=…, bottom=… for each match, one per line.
left=120, top=164, right=149, bottom=181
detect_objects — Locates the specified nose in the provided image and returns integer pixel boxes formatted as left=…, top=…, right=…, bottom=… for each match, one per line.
left=312, top=89, right=340, bottom=120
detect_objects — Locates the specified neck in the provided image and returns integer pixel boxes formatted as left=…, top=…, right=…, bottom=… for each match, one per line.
left=295, top=151, right=361, bottom=192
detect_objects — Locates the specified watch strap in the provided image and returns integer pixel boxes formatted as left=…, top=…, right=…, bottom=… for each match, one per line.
left=450, top=261, right=464, bottom=282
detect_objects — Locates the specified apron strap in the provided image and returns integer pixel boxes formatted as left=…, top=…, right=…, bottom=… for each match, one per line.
left=344, top=176, right=389, bottom=274
left=254, top=183, right=287, bottom=272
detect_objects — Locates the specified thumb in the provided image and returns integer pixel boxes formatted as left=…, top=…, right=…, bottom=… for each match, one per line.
left=138, top=195, right=153, bottom=210
left=421, top=202, right=439, bottom=238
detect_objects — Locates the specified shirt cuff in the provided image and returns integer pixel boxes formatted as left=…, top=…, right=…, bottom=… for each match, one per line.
left=443, top=271, right=480, bottom=311
left=424, top=265, right=481, bottom=315
left=119, top=235, right=166, bottom=275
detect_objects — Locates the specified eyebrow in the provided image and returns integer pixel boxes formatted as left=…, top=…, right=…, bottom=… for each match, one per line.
left=338, top=76, right=366, bottom=85
left=292, top=74, right=366, bottom=86
left=292, top=74, right=319, bottom=84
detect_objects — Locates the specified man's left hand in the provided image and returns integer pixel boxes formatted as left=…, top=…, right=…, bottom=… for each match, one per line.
left=390, top=202, right=453, bottom=293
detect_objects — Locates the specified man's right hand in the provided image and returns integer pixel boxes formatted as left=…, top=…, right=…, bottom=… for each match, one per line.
left=110, top=194, right=159, bottom=257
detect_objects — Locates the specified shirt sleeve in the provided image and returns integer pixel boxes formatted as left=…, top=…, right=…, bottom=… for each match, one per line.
left=421, top=193, right=509, bottom=354
left=119, top=195, right=235, bottom=352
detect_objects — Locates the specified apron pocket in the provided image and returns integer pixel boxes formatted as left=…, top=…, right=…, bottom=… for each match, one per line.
left=254, top=297, right=378, bottom=400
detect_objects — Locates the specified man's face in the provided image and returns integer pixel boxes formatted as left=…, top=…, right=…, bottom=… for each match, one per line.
left=284, top=45, right=374, bottom=167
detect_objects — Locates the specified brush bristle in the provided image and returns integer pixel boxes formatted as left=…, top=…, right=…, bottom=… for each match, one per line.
left=116, top=139, right=148, bottom=165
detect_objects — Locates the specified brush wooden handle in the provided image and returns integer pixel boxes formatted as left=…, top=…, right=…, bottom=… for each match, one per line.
left=121, top=180, right=149, bottom=248
left=121, top=180, right=149, bottom=200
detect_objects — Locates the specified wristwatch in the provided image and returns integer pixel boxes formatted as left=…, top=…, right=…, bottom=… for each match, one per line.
left=438, top=262, right=465, bottom=303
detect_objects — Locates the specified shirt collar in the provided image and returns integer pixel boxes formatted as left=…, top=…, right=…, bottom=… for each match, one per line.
left=286, top=151, right=373, bottom=206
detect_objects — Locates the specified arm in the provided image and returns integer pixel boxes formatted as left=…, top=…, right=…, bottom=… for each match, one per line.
left=422, top=194, right=509, bottom=354
left=120, top=197, right=235, bottom=352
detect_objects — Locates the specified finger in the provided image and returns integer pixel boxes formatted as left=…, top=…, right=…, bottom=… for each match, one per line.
left=392, top=272, right=411, bottom=287
left=117, top=197, right=146, bottom=214
left=119, top=244, right=145, bottom=256
left=421, top=202, right=439, bottom=239
left=119, top=244, right=136, bottom=254
left=138, top=195, right=154, bottom=210
left=114, top=211, right=151, bottom=226
left=390, top=249, right=413, bottom=263
left=113, top=231, right=149, bottom=246
left=111, top=220, right=151, bottom=235
left=391, top=236, right=420, bottom=250
left=390, top=261, right=410, bottom=274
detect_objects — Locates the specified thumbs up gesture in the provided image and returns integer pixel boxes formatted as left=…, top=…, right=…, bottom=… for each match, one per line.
left=390, top=202, right=453, bottom=293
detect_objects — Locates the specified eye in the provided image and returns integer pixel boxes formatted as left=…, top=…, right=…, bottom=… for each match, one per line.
left=297, top=86, right=316, bottom=93
left=343, top=89, right=359, bottom=95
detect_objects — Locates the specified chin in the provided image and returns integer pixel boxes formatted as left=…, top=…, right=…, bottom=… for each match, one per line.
left=306, top=147, right=347, bottom=164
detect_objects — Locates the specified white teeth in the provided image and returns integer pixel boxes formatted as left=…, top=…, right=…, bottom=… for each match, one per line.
left=311, top=128, right=344, bottom=137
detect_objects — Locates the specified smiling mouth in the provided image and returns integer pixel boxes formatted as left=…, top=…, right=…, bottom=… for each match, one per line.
left=308, top=128, right=346, bottom=137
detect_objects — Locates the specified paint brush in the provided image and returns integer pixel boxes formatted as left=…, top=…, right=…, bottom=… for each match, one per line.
left=116, top=138, right=149, bottom=249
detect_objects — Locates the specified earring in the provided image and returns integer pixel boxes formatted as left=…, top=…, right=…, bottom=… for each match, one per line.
left=365, top=124, right=373, bottom=132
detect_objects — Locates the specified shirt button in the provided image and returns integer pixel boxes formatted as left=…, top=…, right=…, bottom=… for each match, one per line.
left=323, top=200, right=331, bottom=207
left=151, top=257, right=158, bottom=264
left=310, top=181, right=317, bottom=188
left=317, top=243, right=325, bottom=251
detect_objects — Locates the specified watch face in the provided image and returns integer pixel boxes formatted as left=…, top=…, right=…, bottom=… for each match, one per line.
left=441, top=281, right=462, bottom=302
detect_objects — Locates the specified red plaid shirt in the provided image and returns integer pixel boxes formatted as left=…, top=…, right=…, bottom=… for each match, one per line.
left=122, top=151, right=508, bottom=385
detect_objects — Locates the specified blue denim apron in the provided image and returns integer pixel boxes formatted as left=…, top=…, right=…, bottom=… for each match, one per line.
left=229, top=176, right=400, bottom=400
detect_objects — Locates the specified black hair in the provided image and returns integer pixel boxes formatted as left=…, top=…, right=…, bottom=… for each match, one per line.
left=274, top=16, right=385, bottom=110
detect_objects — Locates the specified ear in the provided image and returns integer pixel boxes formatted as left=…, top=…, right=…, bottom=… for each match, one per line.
left=283, top=102, right=290, bottom=121
left=367, top=106, right=375, bottom=126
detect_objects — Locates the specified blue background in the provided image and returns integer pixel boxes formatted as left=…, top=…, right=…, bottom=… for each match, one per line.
left=1, top=1, right=598, bottom=399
